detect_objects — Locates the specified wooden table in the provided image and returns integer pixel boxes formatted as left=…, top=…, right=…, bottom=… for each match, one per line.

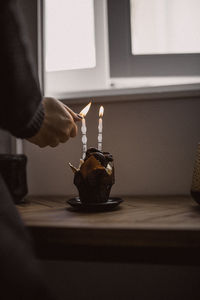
left=17, top=196, right=200, bottom=265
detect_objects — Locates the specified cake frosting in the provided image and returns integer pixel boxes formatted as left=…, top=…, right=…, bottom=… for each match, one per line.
left=69, top=148, right=115, bottom=203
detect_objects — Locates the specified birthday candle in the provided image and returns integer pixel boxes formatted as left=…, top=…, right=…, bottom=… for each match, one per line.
left=98, top=106, right=104, bottom=151
left=79, top=102, right=91, bottom=159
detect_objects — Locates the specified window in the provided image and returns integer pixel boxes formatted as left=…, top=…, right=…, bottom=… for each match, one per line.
left=39, top=0, right=200, bottom=98
left=108, top=0, right=200, bottom=81
left=41, top=0, right=109, bottom=97
left=130, top=0, right=200, bottom=55
left=45, top=0, right=96, bottom=71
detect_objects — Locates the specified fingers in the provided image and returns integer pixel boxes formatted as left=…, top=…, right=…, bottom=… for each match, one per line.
left=69, top=123, right=78, bottom=138
left=59, top=132, right=70, bottom=143
left=27, top=99, right=81, bottom=148
left=62, top=104, right=80, bottom=138
left=60, top=122, right=77, bottom=140
left=49, top=140, right=59, bottom=147
left=47, top=122, right=77, bottom=146
left=64, top=105, right=82, bottom=122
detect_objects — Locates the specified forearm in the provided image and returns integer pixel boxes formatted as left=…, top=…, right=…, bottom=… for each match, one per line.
left=0, top=0, right=43, bottom=138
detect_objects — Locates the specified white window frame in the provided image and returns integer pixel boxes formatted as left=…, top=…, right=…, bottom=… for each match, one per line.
left=38, top=0, right=110, bottom=98
left=38, top=0, right=200, bottom=104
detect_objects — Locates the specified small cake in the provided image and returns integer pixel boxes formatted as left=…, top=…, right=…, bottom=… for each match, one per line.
left=69, top=148, right=115, bottom=203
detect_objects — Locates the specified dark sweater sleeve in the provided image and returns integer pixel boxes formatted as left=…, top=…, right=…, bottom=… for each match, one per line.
left=0, top=0, right=44, bottom=139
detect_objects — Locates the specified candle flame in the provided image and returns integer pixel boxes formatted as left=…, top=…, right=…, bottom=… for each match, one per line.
left=79, top=102, right=91, bottom=117
left=99, top=106, right=104, bottom=118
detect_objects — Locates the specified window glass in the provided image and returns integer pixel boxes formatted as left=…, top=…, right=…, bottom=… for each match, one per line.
left=130, top=0, right=200, bottom=55
left=45, top=0, right=96, bottom=71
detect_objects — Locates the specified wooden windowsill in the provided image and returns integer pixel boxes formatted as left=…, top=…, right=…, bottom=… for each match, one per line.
left=59, top=83, right=200, bottom=105
left=17, top=196, right=200, bottom=265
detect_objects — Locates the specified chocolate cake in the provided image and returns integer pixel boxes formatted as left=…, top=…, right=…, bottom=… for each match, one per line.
left=69, top=148, right=115, bottom=203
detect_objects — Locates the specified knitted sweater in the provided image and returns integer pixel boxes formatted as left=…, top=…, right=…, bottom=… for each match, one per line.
left=0, top=0, right=44, bottom=139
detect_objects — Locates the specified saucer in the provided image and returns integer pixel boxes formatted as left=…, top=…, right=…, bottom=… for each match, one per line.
left=67, top=197, right=123, bottom=212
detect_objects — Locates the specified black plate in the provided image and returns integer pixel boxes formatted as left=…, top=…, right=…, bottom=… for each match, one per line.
left=67, top=197, right=123, bottom=212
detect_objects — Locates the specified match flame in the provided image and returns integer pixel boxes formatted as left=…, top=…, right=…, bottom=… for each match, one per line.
left=99, top=106, right=104, bottom=118
left=79, top=102, right=91, bottom=117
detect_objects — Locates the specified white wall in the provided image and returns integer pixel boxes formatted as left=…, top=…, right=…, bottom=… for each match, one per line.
left=24, top=97, right=200, bottom=196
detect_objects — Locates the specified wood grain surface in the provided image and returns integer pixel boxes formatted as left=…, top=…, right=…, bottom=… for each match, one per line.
left=16, top=196, right=200, bottom=264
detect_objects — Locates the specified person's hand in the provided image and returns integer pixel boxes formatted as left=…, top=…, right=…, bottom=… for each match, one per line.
left=28, top=97, right=82, bottom=147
